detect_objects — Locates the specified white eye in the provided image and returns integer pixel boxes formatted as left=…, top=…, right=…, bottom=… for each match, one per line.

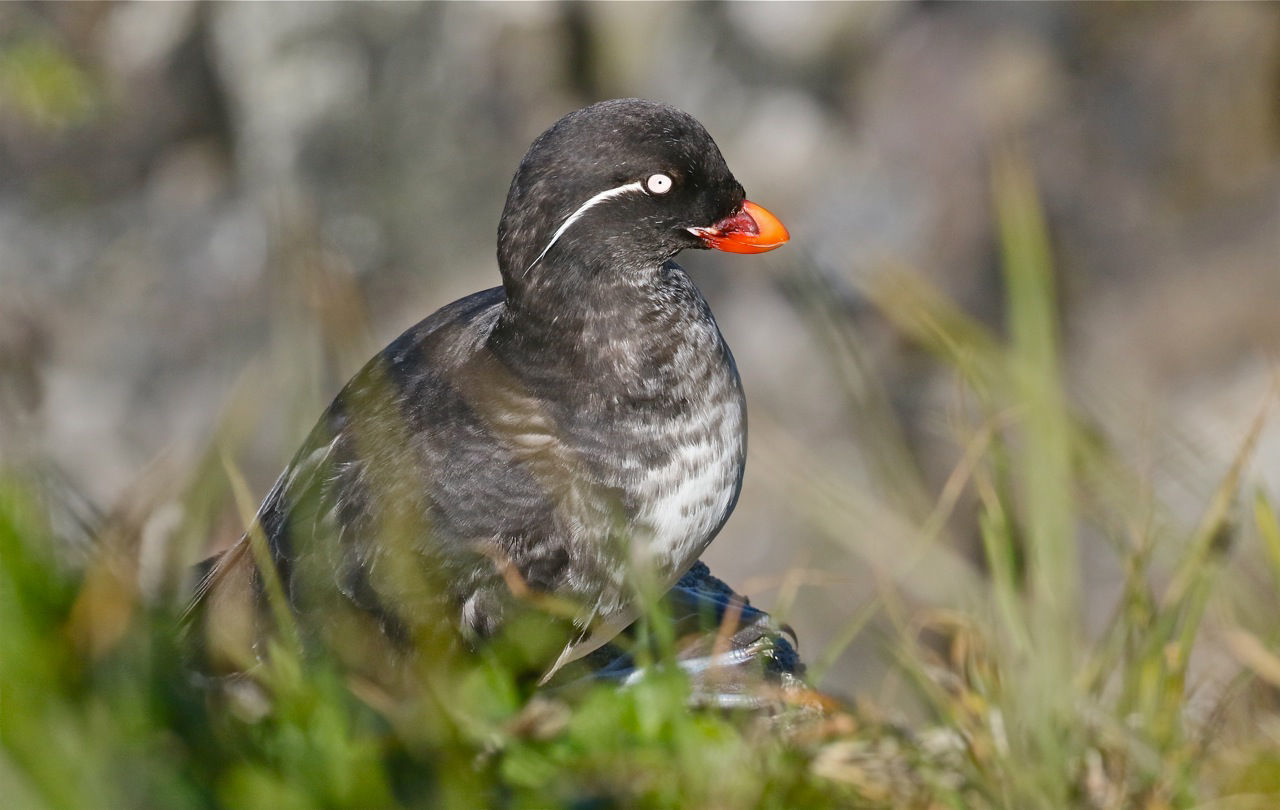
left=646, top=173, right=673, bottom=195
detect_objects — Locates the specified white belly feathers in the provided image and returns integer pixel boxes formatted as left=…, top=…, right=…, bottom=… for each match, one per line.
left=628, top=372, right=745, bottom=574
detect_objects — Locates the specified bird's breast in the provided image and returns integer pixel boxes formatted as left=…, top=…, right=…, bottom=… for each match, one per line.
left=578, top=324, right=747, bottom=577
left=625, top=382, right=745, bottom=571
left=491, top=273, right=747, bottom=589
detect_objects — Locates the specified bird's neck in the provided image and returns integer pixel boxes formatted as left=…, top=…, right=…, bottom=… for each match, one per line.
left=490, top=259, right=714, bottom=388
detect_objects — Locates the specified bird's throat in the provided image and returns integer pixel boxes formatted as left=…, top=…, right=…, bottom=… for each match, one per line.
left=491, top=260, right=716, bottom=399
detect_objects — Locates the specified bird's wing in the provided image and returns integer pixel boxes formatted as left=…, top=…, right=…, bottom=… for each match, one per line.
left=183, top=289, right=512, bottom=637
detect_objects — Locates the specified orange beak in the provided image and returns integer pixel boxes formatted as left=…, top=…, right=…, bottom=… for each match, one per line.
left=689, top=200, right=790, bottom=254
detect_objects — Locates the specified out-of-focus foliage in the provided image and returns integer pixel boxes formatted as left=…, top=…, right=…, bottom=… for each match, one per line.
left=0, top=33, right=99, bottom=131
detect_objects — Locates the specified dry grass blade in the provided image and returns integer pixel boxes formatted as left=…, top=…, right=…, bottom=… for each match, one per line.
left=1222, top=629, right=1280, bottom=689
left=220, top=450, right=301, bottom=655
left=1161, top=394, right=1273, bottom=611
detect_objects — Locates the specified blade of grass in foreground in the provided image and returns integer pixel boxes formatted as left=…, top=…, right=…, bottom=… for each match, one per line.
left=994, top=140, right=1079, bottom=663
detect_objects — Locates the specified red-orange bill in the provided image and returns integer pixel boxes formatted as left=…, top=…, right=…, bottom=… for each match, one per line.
left=690, top=200, right=790, bottom=254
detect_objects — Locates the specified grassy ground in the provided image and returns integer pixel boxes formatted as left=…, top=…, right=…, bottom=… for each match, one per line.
left=3, top=151, right=1279, bottom=810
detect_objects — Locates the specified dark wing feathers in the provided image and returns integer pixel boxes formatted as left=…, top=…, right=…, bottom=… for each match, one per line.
left=186, top=288, right=565, bottom=640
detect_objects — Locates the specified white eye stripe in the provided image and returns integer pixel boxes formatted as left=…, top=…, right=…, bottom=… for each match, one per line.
left=523, top=180, right=645, bottom=275
left=646, top=173, right=673, bottom=195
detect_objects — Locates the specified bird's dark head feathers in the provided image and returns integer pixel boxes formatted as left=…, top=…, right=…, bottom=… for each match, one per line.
left=496, top=99, right=748, bottom=286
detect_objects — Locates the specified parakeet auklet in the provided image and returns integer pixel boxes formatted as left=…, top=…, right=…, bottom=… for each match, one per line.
left=188, top=99, right=789, bottom=677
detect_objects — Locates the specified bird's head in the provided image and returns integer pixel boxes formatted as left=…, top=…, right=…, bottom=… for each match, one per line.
left=497, top=99, right=788, bottom=293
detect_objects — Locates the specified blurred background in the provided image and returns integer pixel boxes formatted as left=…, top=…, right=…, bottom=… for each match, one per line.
left=1, top=2, right=1277, bottom=695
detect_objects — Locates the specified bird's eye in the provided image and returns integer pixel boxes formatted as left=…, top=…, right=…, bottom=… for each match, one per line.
left=645, top=173, right=673, bottom=195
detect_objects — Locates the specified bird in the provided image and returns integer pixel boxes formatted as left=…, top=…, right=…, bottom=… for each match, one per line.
left=187, top=98, right=789, bottom=680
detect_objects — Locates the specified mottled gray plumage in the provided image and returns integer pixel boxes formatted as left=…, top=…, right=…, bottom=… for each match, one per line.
left=189, top=99, right=777, bottom=673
